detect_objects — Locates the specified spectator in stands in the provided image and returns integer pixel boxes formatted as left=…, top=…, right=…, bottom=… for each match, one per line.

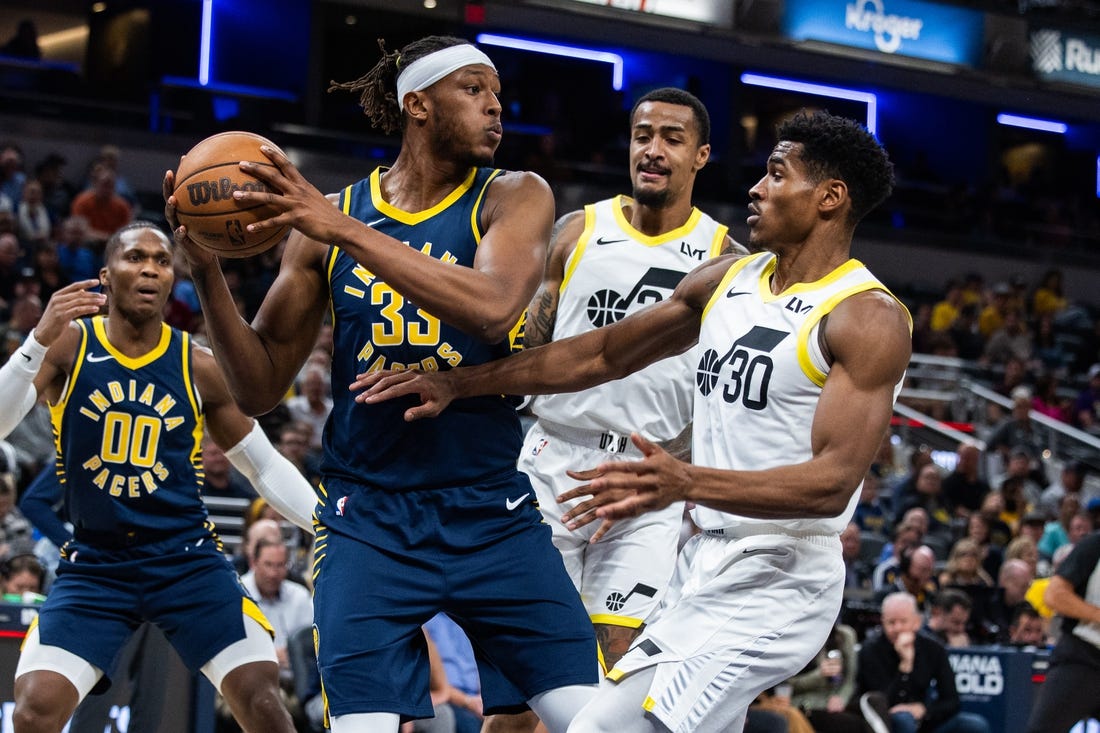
left=999, top=445, right=1045, bottom=507
left=423, top=613, right=484, bottom=733
left=948, top=303, right=984, bottom=361
left=978, top=558, right=1034, bottom=643
left=0, top=473, right=33, bottom=560
left=1032, top=269, right=1067, bottom=319
left=964, top=510, right=1004, bottom=583
left=855, top=592, right=990, bottom=733
left=0, top=20, right=41, bottom=60
left=6, top=390, right=52, bottom=480
left=887, top=446, right=934, bottom=514
left=786, top=621, right=867, bottom=733
left=939, top=538, right=994, bottom=589
left=1007, top=603, right=1047, bottom=648
left=54, top=215, right=100, bottom=283
left=895, top=464, right=953, bottom=541
left=1, top=293, right=42, bottom=363
left=1073, top=364, right=1100, bottom=432
left=942, top=442, right=990, bottom=519
left=854, top=465, right=891, bottom=537
left=1024, top=530, right=1100, bottom=733
left=910, top=302, right=936, bottom=356
left=880, top=545, right=939, bottom=611
left=69, top=164, right=132, bottom=245
left=1005, top=536, right=1041, bottom=578
left=15, top=179, right=50, bottom=251
left=987, top=395, right=1044, bottom=469
left=1039, top=506, right=1091, bottom=562
left=233, top=516, right=283, bottom=576
left=286, top=364, right=332, bottom=453
left=930, top=280, right=963, bottom=332
left=979, top=282, right=1012, bottom=339
left=990, top=358, right=1029, bottom=426
left=1031, top=373, right=1072, bottom=423
left=33, top=153, right=73, bottom=225
left=841, top=522, right=871, bottom=591
left=1, top=553, right=45, bottom=602
left=0, top=232, right=23, bottom=315
left=277, top=421, right=321, bottom=486
left=924, top=588, right=972, bottom=648
left=1032, top=316, right=1073, bottom=375
left=0, top=144, right=26, bottom=210
left=201, top=435, right=257, bottom=500
left=976, top=490, right=1014, bottom=550
left=983, top=308, right=1032, bottom=366
left=1039, top=461, right=1086, bottom=519
left=86, top=145, right=139, bottom=209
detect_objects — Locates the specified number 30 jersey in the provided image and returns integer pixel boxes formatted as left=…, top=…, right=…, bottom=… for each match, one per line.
left=691, top=252, right=909, bottom=534
left=51, top=316, right=210, bottom=541
left=532, top=196, right=727, bottom=440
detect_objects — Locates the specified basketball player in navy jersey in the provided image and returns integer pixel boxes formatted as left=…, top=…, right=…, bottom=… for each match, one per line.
left=356, top=111, right=912, bottom=733
left=0, top=222, right=316, bottom=733
left=164, top=36, right=597, bottom=733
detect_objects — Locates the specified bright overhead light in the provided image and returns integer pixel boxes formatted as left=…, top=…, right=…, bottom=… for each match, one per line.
left=996, top=113, right=1067, bottom=134
left=476, top=33, right=624, bottom=91
left=91, top=2, right=107, bottom=12
left=199, top=0, right=212, bottom=85
left=740, top=72, right=878, bottom=135
left=38, top=25, right=89, bottom=49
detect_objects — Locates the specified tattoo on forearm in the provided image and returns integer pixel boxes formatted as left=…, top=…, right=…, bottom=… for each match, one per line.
left=525, top=289, right=557, bottom=349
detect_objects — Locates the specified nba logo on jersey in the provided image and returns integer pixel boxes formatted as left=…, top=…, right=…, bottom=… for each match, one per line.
left=336, top=496, right=349, bottom=517
left=532, top=438, right=549, bottom=456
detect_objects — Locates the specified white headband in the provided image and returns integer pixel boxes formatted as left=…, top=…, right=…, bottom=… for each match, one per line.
left=395, top=44, right=496, bottom=107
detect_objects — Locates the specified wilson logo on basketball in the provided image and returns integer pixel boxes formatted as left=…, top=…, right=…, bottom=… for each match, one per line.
left=186, top=177, right=268, bottom=207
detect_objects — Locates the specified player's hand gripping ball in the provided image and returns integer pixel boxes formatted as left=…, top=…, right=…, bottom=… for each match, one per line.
left=172, top=131, right=291, bottom=258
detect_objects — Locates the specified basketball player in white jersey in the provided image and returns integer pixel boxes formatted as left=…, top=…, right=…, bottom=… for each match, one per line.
left=354, top=110, right=912, bottom=732
left=489, top=87, right=743, bottom=733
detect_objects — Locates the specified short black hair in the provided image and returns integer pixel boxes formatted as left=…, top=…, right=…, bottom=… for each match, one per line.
left=931, top=588, right=972, bottom=613
left=103, top=220, right=170, bottom=262
left=630, top=87, right=710, bottom=146
left=776, top=110, right=894, bottom=225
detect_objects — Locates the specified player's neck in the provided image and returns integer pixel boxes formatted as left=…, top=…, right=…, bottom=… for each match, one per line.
left=626, top=197, right=694, bottom=238
left=103, top=314, right=164, bottom=357
left=767, top=236, right=852, bottom=293
left=382, top=148, right=474, bottom=213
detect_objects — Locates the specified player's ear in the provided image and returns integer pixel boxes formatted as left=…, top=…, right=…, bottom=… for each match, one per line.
left=99, top=267, right=109, bottom=291
left=404, top=91, right=430, bottom=124
left=694, top=143, right=711, bottom=171
left=819, top=179, right=848, bottom=216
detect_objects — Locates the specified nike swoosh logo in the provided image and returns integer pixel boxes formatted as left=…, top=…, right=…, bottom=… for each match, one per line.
left=506, top=493, right=530, bottom=511
left=86, top=353, right=115, bottom=363
left=726, top=290, right=751, bottom=298
left=366, top=217, right=387, bottom=228
left=596, top=237, right=627, bottom=245
left=19, top=352, right=30, bottom=362
left=741, top=547, right=782, bottom=557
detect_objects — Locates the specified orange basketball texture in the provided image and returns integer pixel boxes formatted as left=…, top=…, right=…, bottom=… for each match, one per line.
left=173, top=131, right=291, bottom=258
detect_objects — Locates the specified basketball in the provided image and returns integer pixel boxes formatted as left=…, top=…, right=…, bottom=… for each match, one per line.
left=172, top=131, right=291, bottom=258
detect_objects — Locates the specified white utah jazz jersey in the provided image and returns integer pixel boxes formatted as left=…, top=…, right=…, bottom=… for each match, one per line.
left=532, top=195, right=727, bottom=440
left=692, top=252, right=909, bottom=534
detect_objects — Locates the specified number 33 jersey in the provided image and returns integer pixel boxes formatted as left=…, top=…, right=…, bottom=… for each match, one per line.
left=50, top=316, right=210, bottom=539
left=692, top=252, right=908, bottom=534
left=532, top=195, right=727, bottom=440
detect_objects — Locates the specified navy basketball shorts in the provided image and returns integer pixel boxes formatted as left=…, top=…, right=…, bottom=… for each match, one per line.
left=38, top=532, right=262, bottom=677
left=313, top=472, right=598, bottom=720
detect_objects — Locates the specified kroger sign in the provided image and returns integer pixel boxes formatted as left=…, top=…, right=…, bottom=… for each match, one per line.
left=783, top=0, right=985, bottom=66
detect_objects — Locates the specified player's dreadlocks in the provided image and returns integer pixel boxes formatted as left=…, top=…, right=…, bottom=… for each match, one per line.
left=328, top=36, right=470, bottom=135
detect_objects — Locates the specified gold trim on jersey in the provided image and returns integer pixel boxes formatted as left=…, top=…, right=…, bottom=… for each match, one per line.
left=470, top=169, right=503, bottom=245
left=180, top=332, right=206, bottom=483
left=700, top=252, right=765, bottom=322
left=20, top=615, right=38, bottom=652
left=243, top=596, right=276, bottom=638
left=53, top=319, right=91, bottom=411
left=708, top=224, right=729, bottom=258
left=92, top=317, right=172, bottom=369
left=642, top=696, right=657, bottom=711
left=559, top=205, right=597, bottom=294
left=607, top=667, right=627, bottom=682
left=590, top=613, right=646, bottom=629
left=610, top=195, right=703, bottom=247
left=369, top=167, right=479, bottom=225
left=795, top=281, right=914, bottom=387
left=756, top=258, right=865, bottom=304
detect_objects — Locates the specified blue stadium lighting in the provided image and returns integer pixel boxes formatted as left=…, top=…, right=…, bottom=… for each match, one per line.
left=1096, top=156, right=1100, bottom=198
left=476, top=33, right=623, bottom=91
left=740, top=73, right=878, bottom=135
left=199, top=0, right=213, bottom=86
left=996, top=113, right=1067, bottom=134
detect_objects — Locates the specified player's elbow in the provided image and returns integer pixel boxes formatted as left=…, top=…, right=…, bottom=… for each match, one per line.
left=472, top=310, right=523, bottom=345
left=233, top=390, right=284, bottom=418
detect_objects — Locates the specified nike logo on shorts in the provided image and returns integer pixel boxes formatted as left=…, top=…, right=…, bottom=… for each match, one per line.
left=86, top=353, right=115, bottom=363
left=506, top=493, right=530, bottom=510
left=741, top=547, right=783, bottom=557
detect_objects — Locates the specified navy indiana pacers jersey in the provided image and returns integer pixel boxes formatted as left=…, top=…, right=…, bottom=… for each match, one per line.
left=324, top=167, right=523, bottom=492
left=50, top=316, right=212, bottom=543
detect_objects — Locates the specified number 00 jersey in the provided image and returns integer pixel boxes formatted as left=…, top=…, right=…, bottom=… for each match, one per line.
left=50, top=317, right=211, bottom=542
left=324, top=167, right=523, bottom=491
left=692, top=252, right=909, bottom=534
left=532, top=195, right=727, bottom=440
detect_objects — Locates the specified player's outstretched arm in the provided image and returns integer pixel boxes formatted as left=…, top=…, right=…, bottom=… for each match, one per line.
left=193, top=348, right=316, bottom=531
left=0, top=280, right=103, bottom=437
left=234, top=147, right=552, bottom=344
left=355, top=256, right=734, bottom=421
left=560, top=289, right=911, bottom=526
